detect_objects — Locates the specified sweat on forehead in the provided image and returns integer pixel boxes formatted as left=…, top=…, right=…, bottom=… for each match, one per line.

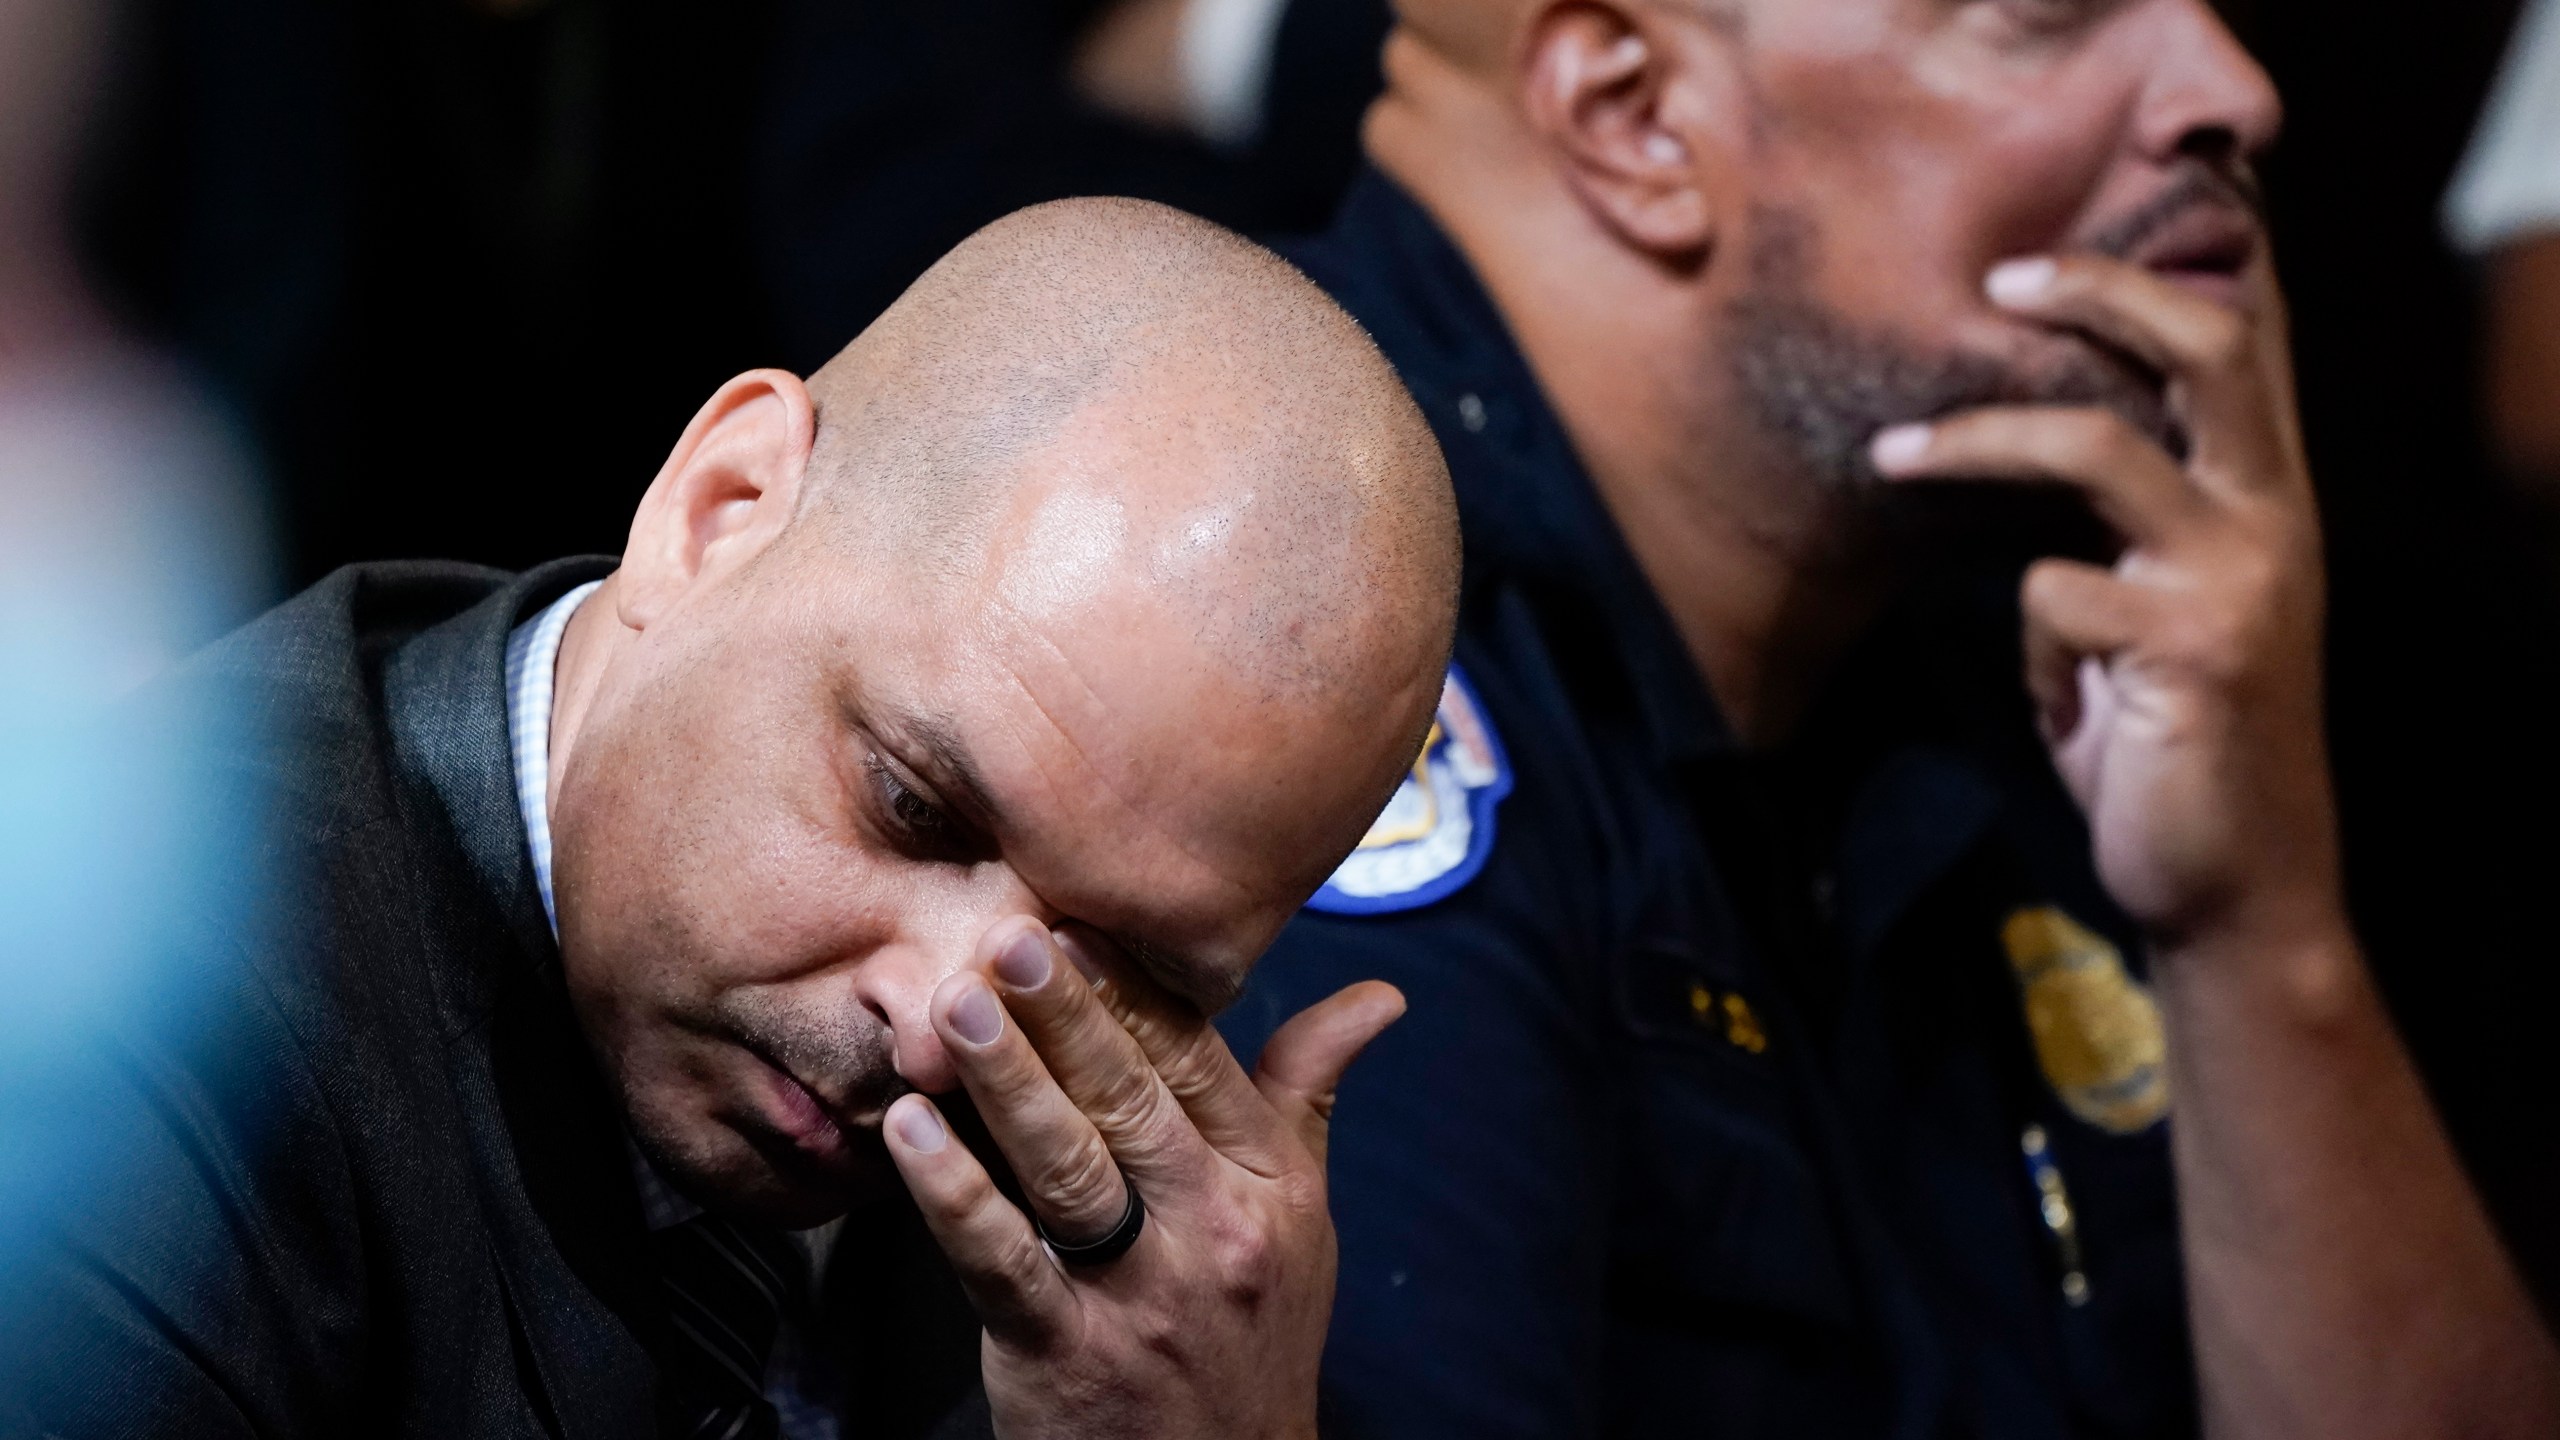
left=777, top=196, right=1458, bottom=695
left=795, top=202, right=1428, bottom=535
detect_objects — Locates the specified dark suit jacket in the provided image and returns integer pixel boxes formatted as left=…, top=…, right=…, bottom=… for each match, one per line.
left=0, top=561, right=985, bottom=1439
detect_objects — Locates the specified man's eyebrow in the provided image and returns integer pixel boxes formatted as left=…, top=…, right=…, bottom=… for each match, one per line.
left=897, top=711, right=1003, bottom=828
left=885, top=711, right=1238, bottom=1012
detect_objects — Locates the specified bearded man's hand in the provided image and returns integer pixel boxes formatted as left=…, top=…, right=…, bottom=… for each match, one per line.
left=1869, top=251, right=2347, bottom=962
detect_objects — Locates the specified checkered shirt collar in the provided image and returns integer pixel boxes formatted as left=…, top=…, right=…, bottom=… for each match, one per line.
left=503, top=580, right=602, bottom=937
left=501, top=580, right=708, bottom=1235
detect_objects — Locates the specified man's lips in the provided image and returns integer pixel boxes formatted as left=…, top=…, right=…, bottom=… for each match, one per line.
left=742, top=1046, right=875, bottom=1157
left=2123, top=205, right=2261, bottom=308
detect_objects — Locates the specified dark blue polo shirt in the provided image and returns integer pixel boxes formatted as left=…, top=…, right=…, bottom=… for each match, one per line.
left=1219, top=173, right=2197, bottom=1439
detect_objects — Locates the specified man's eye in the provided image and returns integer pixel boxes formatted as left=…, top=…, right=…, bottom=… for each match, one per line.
left=867, top=753, right=958, bottom=849
left=1994, top=0, right=2112, bottom=32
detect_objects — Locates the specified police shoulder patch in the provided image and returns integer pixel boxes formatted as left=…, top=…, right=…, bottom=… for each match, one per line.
left=1307, top=665, right=1512, bottom=916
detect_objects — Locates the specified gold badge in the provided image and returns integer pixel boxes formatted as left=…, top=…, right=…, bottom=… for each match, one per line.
left=2000, top=906, right=2169, bottom=1135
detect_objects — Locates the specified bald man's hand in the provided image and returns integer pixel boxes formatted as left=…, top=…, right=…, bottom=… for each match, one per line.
left=884, top=918, right=1402, bottom=1440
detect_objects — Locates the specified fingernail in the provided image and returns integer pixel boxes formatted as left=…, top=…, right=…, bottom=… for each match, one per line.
left=890, top=1100, right=947, bottom=1155
left=1986, top=256, right=2057, bottom=306
left=1054, top=929, right=1106, bottom=987
left=993, top=930, right=1052, bottom=990
left=949, top=981, right=1003, bottom=1046
left=1870, top=423, right=1933, bottom=473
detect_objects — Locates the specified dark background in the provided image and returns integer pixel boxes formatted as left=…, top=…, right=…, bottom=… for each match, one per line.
left=2242, top=0, right=2560, bottom=1297
left=70, top=0, right=2560, bottom=1301
left=69, top=0, right=1387, bottom=577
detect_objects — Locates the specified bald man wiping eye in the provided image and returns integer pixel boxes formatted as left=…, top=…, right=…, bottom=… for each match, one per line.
left=0, top=198, right=1458, bottom=1440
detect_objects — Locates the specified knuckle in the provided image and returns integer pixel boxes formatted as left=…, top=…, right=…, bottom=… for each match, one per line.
left=1084, top=1052, right=1164, bottom=1125
left=1082, top=1065, right=1183, bottom=1159
left=2195, top=310, right=2252, bottom=370
left=2164, top=603, right=2251, bottom=680
left=1134, top=1313, right=1193, bottom=1367
left=2020, top=560, right=2063, bottom=603
left=2055, top=411, right=2138, bottom=471
left=988, top=1216, right=1052, bottom=1283
left=1101, top=991, right=1184, bottom=1054
left=959, top=1032, right=1045, bottom=1103
left=1151, top=1034, right=1231, bottom=1099
left=927, top=1157, right=998, bottom=1216
left=951, top=1184, right=1046, bottom=1276
left=2225, top=546, right=2282, bottom=602
left=2020, top=560, right=2087, bottom=613
left=1221, top=1268, right=1275, bottom=1316
left=1031, top=1131, right=1125, bottom=1222
left=949, top=1163, right=1008, bottom=1220
left=1273, top=1166, right=1331, bottom=1219
left=1205, top=1209, right=1284, bottom=1312
left=978, top=1068, right=1054, bottom=1120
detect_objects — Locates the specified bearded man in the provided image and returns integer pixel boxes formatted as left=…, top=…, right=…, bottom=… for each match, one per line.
left=1218, top=2, right=2560, bottom=1436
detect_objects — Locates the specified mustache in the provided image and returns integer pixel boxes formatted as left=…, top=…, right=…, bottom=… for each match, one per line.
left=2087, top=160, right=2266, bottom=262
left=718, top=989, right=914, bottom=1119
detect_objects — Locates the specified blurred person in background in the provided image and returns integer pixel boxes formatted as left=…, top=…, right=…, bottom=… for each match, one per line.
left=2253, top=0, right=2560, bottom=1322
left=76, top=0, right=1397, bottom=586
left=76, top=0, right=779, bottom=582
left=2449, top=0, right=2560, bottom=490
left=758, top=0, right=1389, bottom=368
left=0, top=0, right=273, bottom=1313
left=1218, top=0, right=2560, bottom=1436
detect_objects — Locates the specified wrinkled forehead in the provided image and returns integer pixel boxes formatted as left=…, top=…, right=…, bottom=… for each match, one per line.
left=788, top=369, right=1425, bottom=1001
left=811, top=537, right=1378, bottom=991
left=857, top=587, right=1339, bottom=1006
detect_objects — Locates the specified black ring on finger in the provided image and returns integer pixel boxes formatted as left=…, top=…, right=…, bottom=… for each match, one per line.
left=1038, top=1181, right=1145, bottom=1267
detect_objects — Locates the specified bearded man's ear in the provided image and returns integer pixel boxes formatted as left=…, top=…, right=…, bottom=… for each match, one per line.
left=1521, top=2, right=1725, bottom=265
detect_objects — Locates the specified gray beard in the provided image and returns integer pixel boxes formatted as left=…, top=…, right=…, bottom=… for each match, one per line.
left=1725, top=205, right=2179, bottom=502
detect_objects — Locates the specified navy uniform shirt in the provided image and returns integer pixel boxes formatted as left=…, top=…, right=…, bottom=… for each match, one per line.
left=1219, top=173, right=2198, bottom=1439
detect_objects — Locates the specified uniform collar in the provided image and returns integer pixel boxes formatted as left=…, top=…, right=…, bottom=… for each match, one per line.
left=1293, top=169, right=1735, bottom=770
left=1296, top=173, right=2061, bottom=969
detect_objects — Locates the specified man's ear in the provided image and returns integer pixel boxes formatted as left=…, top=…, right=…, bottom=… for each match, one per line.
left=1521, top=3, right=1723, bottom=264
left=616, top=368, right=819, bottom=631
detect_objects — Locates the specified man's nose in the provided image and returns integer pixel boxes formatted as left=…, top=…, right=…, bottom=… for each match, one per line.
left=852, top=879, right=1056, bottom=1099
left=2139, top=1, right=2285, bottom=166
